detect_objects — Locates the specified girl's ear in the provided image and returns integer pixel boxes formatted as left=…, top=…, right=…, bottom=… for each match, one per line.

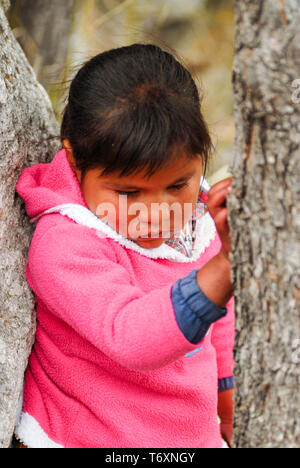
left=62, top=138, right=73, bottom=155
left=63, top=139, right=82, bottom=184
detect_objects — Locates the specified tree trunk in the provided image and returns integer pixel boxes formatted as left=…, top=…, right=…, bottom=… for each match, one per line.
left=229, top=0, right=300, bottom=448
left=0, top=1, right=59, bottom=448
left=8, top=0, right=74, bottom=90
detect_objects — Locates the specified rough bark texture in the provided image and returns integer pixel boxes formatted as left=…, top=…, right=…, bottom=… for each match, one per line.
left=0, top=0, right=10, bottom=12
left=229, top=0, right=300, bottom=448
left=0, top=3, right=59, bottom=448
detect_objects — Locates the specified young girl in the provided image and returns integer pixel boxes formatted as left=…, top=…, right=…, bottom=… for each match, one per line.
left=14, top=44, right=235, bottom=449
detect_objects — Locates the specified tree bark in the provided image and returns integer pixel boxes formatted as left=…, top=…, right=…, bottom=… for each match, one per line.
left=229, top=0, right=300, bottom=448
left=0, top=3, right=59, bottom=448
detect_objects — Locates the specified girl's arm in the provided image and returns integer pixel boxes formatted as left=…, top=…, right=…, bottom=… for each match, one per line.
left=212, top=297, right=235, bottom=448
left=197, top=177, right=233, bottom=307
left=196, top=249, right=233, bottom=308
left=206, top=178, right=235, bottom=448
left=171, top=178, right=235, bottom=353
left=26, top=222, right=225, bottom=373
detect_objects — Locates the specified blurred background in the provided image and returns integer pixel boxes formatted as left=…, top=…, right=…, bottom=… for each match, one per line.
left=7, top=0, right=235, bottom=185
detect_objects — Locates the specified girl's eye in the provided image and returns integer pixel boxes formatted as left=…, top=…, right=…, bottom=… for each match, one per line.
left=115, top=190, right=140, bottom=196
left=115, top=182, right=188, bottom=196
left=169, top=182, right=189, bottom=191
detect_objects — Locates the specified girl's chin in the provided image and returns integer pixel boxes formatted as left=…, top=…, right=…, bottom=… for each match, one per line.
left=132, top=237, right=167, bottom=249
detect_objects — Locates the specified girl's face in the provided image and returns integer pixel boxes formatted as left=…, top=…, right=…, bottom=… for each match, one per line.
left=65, top=142, right=203, bottom=249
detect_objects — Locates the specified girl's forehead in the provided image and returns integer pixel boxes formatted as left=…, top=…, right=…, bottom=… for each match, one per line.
left=97, top=156, right=202, bottom=188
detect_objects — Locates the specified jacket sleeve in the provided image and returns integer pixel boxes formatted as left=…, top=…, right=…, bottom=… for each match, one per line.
left=171, top=268, right=228, bottom=344
left=26, top=223, right=209, bottom=372
left=210, top=296, right=235, bottom=390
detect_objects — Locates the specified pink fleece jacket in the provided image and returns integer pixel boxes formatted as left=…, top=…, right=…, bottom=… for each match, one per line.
left=14, top=149, right=235, bottom=448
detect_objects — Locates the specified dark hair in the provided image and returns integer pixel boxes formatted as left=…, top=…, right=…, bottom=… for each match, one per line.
left=61, top=43, right=212, bottom=182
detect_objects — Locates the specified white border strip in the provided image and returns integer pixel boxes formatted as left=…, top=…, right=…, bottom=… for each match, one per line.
left=15, top=412, right=64, bottom=448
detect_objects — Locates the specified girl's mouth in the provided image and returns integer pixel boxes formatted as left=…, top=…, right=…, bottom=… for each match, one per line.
left=138, top=231, right=171, bottom=239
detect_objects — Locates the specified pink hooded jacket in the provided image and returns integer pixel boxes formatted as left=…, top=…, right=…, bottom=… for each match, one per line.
left=14, top=148, right=235, bottom=448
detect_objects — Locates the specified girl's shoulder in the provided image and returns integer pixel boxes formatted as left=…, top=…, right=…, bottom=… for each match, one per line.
left=28, top=212, right=117, bottom=265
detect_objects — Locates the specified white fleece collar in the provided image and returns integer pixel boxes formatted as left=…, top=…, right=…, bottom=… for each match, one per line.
left=30, top=178, right=216, bottom=263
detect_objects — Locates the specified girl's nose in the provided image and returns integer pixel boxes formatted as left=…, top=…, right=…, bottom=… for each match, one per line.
left=137, top=203, right=171, bottom=225
left=135, top=203, right=171, bottom=238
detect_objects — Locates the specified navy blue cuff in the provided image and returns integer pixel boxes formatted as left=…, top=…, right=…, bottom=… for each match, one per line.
left=171, top=269, right=228, bottom=345
left=218, top=376, right=234, bottom=392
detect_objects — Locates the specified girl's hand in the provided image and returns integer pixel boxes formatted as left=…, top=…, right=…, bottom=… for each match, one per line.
left=220, top=420, right=234, bottom=449
left=207, top=177, right=233, bottom=259
left=218, top=387, right=235, bottom=449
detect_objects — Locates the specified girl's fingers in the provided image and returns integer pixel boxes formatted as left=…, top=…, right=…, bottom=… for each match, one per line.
left=207, top=187, right=231, bottom=218
left=213, top=207, right=229, bottom=232
left=213, top=207, right=232, bottom=254
left=207, top=178, right=233, bottom=257
left=209, top=177, right=232, bottom=197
